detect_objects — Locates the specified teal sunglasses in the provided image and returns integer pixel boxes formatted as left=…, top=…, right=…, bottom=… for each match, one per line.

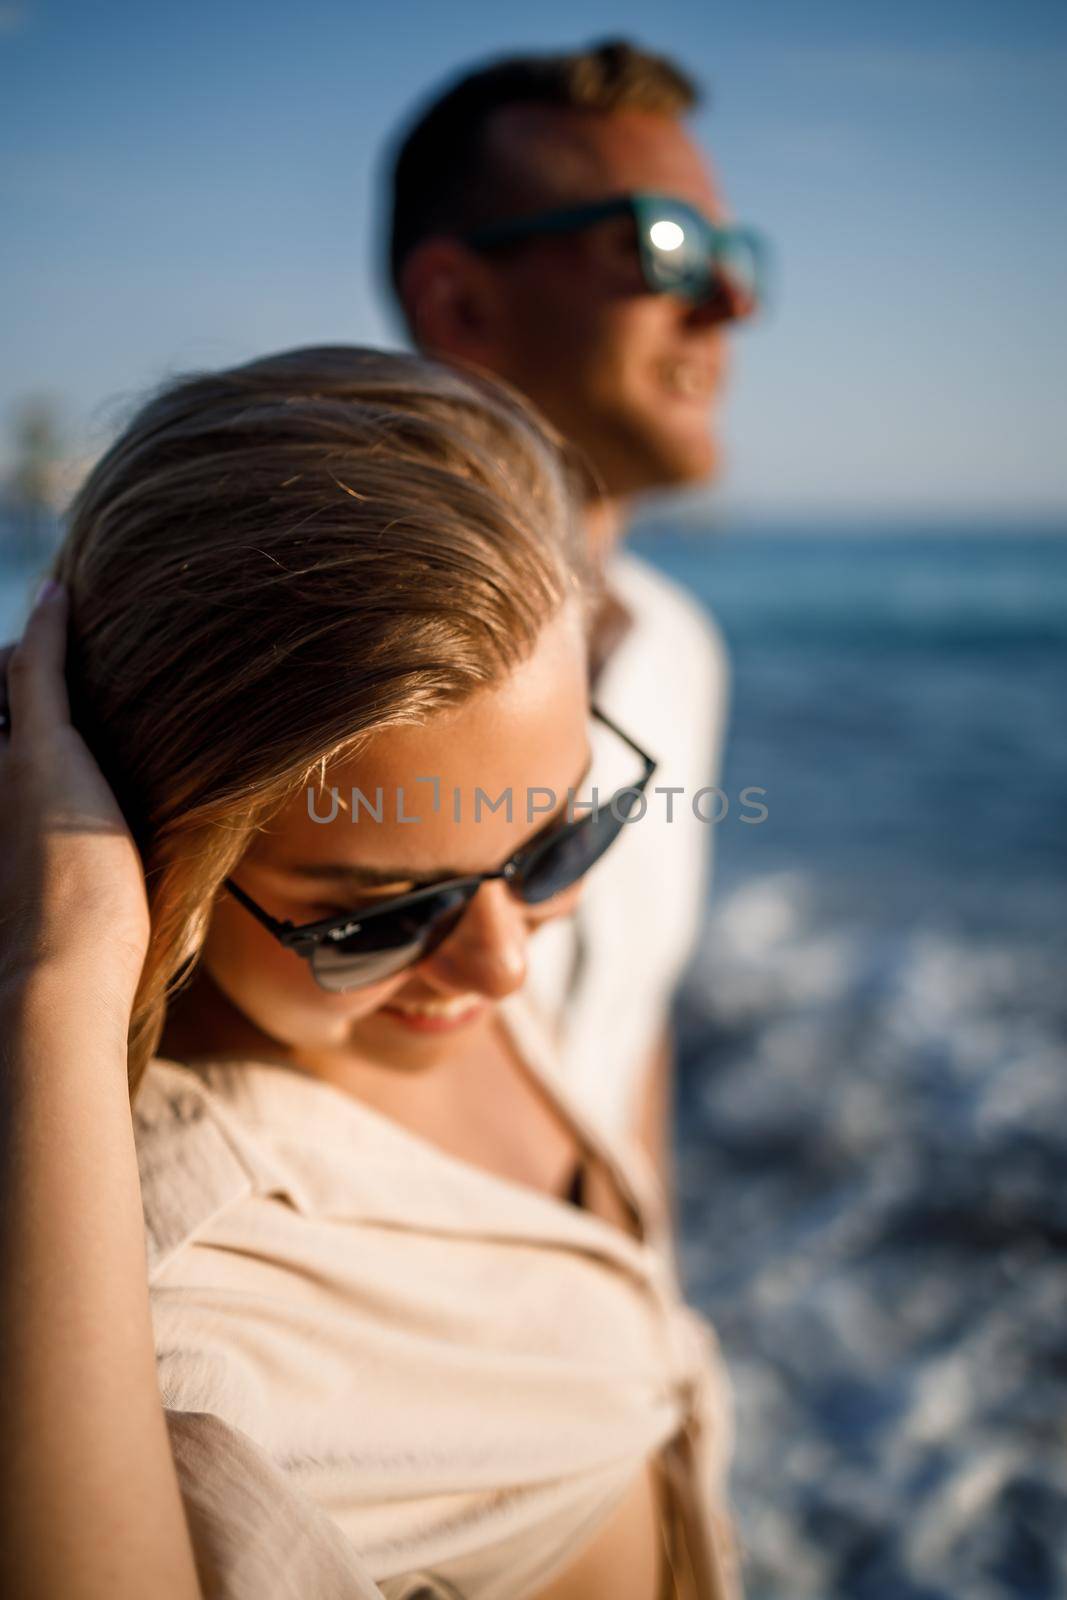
left=464, top=191, right=769, bottom=315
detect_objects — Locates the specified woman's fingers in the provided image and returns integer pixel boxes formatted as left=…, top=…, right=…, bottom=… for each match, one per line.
left=5, top=581, right=72, bottom=740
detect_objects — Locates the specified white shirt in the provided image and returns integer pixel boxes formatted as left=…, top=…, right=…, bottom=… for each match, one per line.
left=526, top=549, right=730, bottom=1140
left=136, top=992, right=739, bottom=1600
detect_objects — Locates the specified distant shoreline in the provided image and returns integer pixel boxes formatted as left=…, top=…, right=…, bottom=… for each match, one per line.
left=632, top=509, right=1067, bottom=540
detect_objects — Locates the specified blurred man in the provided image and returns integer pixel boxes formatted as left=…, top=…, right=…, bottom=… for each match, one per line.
left=386, top=39, right=764, bottom=1188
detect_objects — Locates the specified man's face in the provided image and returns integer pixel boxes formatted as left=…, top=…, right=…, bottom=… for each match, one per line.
left=474, top=105, right=739, bottom=497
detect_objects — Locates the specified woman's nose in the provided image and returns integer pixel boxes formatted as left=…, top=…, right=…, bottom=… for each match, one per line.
left=421, top=880, right=528, bottom=998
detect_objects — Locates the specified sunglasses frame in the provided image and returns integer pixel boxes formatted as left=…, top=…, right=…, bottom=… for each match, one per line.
left=222, top=704, right=656, bottom=991
left=463, top=189, right=769, bottom=311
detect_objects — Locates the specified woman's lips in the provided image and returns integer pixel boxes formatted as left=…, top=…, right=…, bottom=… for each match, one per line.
left=379, top=997, right=487, bottom=1034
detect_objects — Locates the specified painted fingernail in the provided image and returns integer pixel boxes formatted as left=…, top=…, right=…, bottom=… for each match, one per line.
left=34, top=578, right=63, bottom=606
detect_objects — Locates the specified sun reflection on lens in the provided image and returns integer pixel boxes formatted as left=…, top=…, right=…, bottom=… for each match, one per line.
left=649, top=219, right=685, bottom=252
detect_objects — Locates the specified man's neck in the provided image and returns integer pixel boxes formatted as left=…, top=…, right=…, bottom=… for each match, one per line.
left=583, top=496, right=626, bottom=562
left=583, top=496, right=637, bottom=684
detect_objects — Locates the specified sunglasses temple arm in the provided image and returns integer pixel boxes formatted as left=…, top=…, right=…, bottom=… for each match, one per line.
left=223, top=877, right=293, bottom=940
left=465, top=196, right=627, bottom=249
left=590, top=703, right=657, bottom=778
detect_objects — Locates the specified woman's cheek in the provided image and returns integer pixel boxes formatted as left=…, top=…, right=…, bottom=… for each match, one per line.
left=201, top=900, right=389, bottom=1040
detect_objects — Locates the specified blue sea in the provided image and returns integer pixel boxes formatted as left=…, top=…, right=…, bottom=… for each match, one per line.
left=3, top=519, right=1066, bottom=1599
left=630, top=520, right=1067, bottom=1600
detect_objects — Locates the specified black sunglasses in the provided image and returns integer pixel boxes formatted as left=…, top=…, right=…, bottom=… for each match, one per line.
left=464, top=190, right=769, bottom=316
left=223, top=706, right=656, bottom=993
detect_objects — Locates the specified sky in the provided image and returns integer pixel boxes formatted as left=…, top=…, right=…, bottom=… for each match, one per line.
left=2, top=0, right=1066, bottom=519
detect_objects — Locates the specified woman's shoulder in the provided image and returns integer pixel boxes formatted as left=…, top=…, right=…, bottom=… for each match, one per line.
left=133, top=1057, right=268, bottom=1280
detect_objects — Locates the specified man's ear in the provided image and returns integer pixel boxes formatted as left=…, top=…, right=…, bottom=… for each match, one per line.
left=399, top=238, right=504, bottom=363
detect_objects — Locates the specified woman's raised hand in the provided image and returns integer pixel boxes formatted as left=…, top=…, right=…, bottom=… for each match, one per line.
left=0, top=581, right=150, bottom=1015
left=0, top=581, right=204, bottom=1600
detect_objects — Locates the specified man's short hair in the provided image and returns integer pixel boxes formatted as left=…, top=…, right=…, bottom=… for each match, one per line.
left=385, top=38, right=701, bottom=303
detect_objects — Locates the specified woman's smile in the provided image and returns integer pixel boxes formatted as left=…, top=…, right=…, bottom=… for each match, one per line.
left=378, top=993, right=489, bottom=1032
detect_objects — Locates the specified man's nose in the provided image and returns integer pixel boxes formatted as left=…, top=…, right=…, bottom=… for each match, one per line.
left=685, top=271, right=756, bottom=329
left=420, top=880, right=527, bottom=999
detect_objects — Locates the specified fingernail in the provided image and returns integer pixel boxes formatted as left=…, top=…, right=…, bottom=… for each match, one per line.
left=34, top=578, right=63, bottom=606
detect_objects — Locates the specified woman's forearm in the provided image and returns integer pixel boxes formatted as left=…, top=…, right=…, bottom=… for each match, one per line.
left=0, top=963, right=201, bottom=1600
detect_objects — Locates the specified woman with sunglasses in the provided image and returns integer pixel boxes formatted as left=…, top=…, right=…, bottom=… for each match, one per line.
left=0, top=347, right=738, bottom=1600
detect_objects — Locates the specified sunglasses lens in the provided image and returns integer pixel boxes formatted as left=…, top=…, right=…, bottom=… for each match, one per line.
left=640, top=202, right=763, bottom=312
left=517, top=797, right=636, bottom=906
left=709, top=231, right=762, bottom=314
left=309, top=888, right=470, bottom=993
left=643, top=207, right=712, bottom=297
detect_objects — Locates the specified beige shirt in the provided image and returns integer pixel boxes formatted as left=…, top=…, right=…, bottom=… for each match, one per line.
left=136, top=992, right=739, bottom=1600
left=526, top=551, right=730, bottom=1139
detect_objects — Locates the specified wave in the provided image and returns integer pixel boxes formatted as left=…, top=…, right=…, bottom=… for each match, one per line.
left=675, top=872, right=1067, bottom=1599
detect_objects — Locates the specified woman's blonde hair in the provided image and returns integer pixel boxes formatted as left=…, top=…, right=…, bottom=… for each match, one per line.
left=54, top=346, right=589, bottom=1097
